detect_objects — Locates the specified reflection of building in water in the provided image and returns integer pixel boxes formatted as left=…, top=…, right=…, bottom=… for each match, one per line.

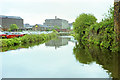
left=45, top=37, right=70, bottom=49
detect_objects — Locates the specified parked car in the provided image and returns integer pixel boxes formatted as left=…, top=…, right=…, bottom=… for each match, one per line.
left=19, top=32, right=26, bottom=36
left=4, top=32, right=16, bottom=39
left=0, top=32, right=7, bottom=38
left=12, top=32, right=25, bottom=37
left=22, top=31, right=31, bottom=35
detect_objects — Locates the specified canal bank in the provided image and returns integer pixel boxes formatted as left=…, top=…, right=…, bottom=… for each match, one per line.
left=0, top=32, right=57, bottom=48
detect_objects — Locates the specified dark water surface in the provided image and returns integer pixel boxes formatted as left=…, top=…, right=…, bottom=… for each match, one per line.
left=0, top=36, right=120, bottom=79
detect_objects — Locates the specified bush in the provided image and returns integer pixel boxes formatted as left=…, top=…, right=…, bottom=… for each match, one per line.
left=73, top=6, right=118, bottom=52
left=0, top=33, right=57, bottom=47
left=52, top=29, right=58, bottom=33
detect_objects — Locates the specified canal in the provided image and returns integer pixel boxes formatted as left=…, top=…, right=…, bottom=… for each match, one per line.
left=0, top=36, right=120, bottom=78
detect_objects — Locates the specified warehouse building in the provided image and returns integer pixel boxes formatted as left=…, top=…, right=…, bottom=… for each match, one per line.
left=0, top=15, right=24, bottom=31
left=43, top=16, right=69, bottom=29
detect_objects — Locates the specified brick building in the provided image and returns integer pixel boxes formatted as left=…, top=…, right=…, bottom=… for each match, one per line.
left=0, top=25, right=3, bottom=31
left=0, top=15, right=24, bottom=31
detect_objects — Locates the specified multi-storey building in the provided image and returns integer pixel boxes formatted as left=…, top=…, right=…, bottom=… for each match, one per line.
left=0, top=15, right=24, bottom=31
left=43, top=16, right=69, bottom=29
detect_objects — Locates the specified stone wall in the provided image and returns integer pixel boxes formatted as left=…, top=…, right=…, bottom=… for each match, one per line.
left=114, top=0, right=120, bottom=41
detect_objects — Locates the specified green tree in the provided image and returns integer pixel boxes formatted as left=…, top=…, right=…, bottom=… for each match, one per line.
left=52, top=29, right=58, bottom=33
left=73, top=13, right=97, bottom=41
left=9, top=24, right=19, bottom=31
left=73, top=13, right=97, bottom=34
left=103, top=6, right=114, bottom=21
left=67, top=27, right=70, bottom=30
left=54, top=25, right=60, bottom=29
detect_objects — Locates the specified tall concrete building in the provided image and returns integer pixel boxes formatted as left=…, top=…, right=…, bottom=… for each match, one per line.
left=0, top=15, right=24, bottom=31
left=44, top=16, right=69, bottom=29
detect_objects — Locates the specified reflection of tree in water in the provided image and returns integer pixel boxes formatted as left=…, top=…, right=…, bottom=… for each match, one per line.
left=45, top=37, right=70, bottom=49
left=73, top=43, right=120, bottom=79
left=73, top=43, right=93, bottom=64
left=1, top=40, right=46, bottom=52
left=1, top=37, right=71, bottom=51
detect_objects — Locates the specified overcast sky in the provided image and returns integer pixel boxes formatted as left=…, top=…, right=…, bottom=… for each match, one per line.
left=0, top=0, right=114, bottom=25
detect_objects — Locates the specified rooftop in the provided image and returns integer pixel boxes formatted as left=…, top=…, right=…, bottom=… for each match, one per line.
left=0, top=15, right=23, bottom=19
left=45, top=16, right=68, bottom=22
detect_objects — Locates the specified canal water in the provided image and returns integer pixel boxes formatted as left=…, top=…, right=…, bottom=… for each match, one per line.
left=0, top=36, right=120, bottom=78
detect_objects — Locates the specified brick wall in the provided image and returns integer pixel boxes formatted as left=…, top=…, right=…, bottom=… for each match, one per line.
left=1, top=18, right=23, bottom=31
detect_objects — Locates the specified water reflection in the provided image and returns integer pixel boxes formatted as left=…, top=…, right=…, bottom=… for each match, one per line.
left=45, top=37, right=70, bottom=49
left=0, top=36, right=120, bottom=78
left=73, top=43, right=120, bottom=79
left=1, top=40, right=47, bottom=52
left=1, top=36, right=75, bottom=52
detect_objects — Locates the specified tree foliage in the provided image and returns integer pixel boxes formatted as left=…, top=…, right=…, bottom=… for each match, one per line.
left=73, top=13, right=97, bottom=41
left=54, top=25, right=60, bottom=29
left=9, top=24, right=19, bottom=31
left=89, top=7, right=118, bottom=52
left=73, top=7, right=118, bottom=52
left=73, top=13, right=97, bottom=34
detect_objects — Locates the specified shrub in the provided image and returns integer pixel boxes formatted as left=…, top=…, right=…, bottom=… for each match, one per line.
left=1, top=33, right=57, bottom=47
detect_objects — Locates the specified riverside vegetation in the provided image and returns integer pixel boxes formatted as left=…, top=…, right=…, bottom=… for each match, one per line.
left=1, top=40, right=46, bottom=52
left=0, top=32, right=57, bottom=47
left=73, top=7, right=119, bottom=52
